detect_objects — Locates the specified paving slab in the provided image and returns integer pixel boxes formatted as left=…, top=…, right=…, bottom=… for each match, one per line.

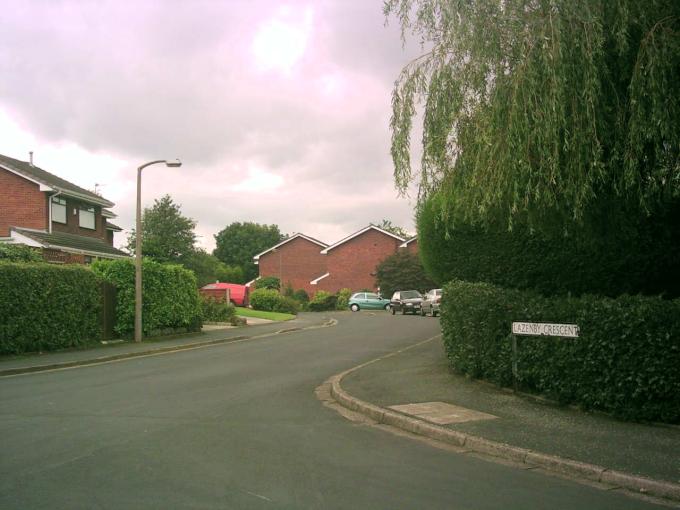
left=341, top=336, right=680, bottom=486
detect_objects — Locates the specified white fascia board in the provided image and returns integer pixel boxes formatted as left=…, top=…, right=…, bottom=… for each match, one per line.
left=58, top=189, right=114, bottom=208
left=252, top=233, right=328, bottom=262
left=245, top=276, right=261, bottom=288
left=102, top=209, right=118, bottom=219
left=0, top=164, right=54, bottom=192
left=400, top=236, right=417, bottom=248
left=310, top=272, right=330, bottom=285
left=320, top=225, right=405, bottom=254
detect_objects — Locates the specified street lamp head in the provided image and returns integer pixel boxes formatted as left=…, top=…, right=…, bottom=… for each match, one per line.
left=166, top=159, right=182, bottom=168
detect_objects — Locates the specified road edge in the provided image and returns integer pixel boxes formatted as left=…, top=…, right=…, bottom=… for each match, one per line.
left=0, top=318, right=337, bottom=377
left=326, top=335, right=680, bottom=504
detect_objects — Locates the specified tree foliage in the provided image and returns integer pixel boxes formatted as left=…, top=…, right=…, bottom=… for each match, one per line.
left=386, top=0, right=680, bottom=233
left=127, top=195, right=197, bottom=263
left=183, top=249, right=245, bottom=287
left=375, top=250, right=437, bottom=298
left=372, top=219, right=411, bottom=239
left=213, top=222, right=285, bottom=282
left=0, top=244, right=43, bottom=263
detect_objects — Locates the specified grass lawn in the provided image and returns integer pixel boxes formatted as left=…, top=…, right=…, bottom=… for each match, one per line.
left=234, top=307, right=296, bottom=322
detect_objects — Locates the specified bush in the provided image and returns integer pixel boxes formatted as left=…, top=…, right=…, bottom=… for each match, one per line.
left=92, top=259, right=202, bottom=337
left=336, top=288, right=352, bottom=310
left=0, top=244, right=43, bottom=263
left=201, top=296, right=238, bottom=323
left=308, top=291, right=337, bottom=312
left=249, top=288, right=298, bottom=314
left=418, top=194, right=680, bottom=298
left=292, top=289, right=309, bottom=303
left=255, top=276, right=281, bottom=290
left=0, top=262, right=102, bottom=354
left=440, top=280, right=680, bottom=423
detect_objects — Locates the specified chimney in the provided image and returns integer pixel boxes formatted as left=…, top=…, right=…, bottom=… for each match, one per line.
left=29, top=151, right=34, bottom=166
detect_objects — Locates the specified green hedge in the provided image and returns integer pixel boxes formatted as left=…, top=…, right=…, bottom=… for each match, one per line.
left=308, top=291, right=337, bottom=311
left=418, top=195, right=680, bottom=298
left=92, top=259, right=202, bottom=337
left=201, top=297, right=237, bottom=323
left=249, top=288, right=299, bottom=314
left=0, top=262, right=102, bottom=354
left=440, top=280, right=680, bottom=422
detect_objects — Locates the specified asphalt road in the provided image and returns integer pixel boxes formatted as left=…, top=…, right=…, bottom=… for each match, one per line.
left=0, top=312, right=668, bottom=509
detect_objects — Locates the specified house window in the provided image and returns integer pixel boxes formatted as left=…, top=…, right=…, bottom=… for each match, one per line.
left=52, top=197, right=66, bottom=224
left=79, top=206, right=96, bottom=230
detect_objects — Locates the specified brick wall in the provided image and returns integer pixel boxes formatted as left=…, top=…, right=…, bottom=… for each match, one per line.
left=404, top=239, right=418, bottom=254
left=0, top=168, right=47, bottom=236
left=258, top=236, right=327, bottom=295
left=316, top=229, right=401, bottom=294
left=42, top=248, right=85, bottom=264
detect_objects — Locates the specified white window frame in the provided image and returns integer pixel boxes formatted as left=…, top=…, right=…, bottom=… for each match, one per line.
left=52, top=197, right=66, bottom=224
left=79, top=206, right=96, bottom=230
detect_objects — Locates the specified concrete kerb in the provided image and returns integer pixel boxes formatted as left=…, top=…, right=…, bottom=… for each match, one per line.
left=326, top=334, right=680, bottom=504
left=0, top=317, right=338, bottom=378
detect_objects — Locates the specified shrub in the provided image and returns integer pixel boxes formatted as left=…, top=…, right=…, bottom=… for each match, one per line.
left=255, top=276, right=281, bottom=290
left=0, top=244, right=43, bottom=263
left=249, top=288, right=298, bottom=314
left=308, top=291, right=337, bottom=312
left=375, top=251, right=437, bottom=298
left=201, top=296, right=237, bottom=323
left=292, top=289, right=309, bottom=303
left=418, top=194, right=680, bottom=298
left=440, top=280, right=680, bottom=423
left=92, top=259, right=202, bottom=337
left=0, top=262, right=102, bottom=354
left=336, top=288, right=352, bottom=310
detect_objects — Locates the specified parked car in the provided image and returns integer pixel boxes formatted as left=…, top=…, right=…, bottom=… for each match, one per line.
left=390, top=290, right=423, bottom=315
left=420, top=288, right=442, bottom=316
left=348, top=292, right=391, bottom=312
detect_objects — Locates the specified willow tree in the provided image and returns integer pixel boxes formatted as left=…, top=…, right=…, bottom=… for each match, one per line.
left=386, top=0, right=680, bottom=234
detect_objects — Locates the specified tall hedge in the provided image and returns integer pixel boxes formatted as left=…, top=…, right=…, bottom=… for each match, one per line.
left=440, top=280, right=680, bottom=423
left=0, top=262, right=102, bottom=354
left=92, top=259, right=202, bottom=337
left=418, top=195, right=680, bottom=298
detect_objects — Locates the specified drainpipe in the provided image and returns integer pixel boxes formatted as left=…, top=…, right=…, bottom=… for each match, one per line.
left=48, top=191, right=62, bottom=234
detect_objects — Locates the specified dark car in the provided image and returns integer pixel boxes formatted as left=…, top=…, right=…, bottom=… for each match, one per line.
left=390, top=290, right=423, bottom=315
left=420, top=288, right=442, bottom=316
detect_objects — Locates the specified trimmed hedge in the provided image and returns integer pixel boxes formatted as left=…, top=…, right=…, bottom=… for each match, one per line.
left=308, top=291, right=337, bottom=311
left=92, top=259, right=202, bottom=337
left=249, top=288, right=299, bottom=314
left=201, top=297, right=237, bottom=323
left=440, top=280, right=680, bottom=422
left=418, top=195, right=680, bottom=298
left=0, top=262, right=102, bottom=354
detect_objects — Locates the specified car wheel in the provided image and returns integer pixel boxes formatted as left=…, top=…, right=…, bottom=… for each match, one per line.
left=384, top=303, right=391, bottom=311
left=350, top=304, right=360, bottom=312
left=390, top=306, right=396, bottom=315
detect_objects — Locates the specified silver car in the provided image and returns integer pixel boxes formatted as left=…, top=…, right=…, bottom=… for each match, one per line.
left=420, top=289, right=442, bottom=316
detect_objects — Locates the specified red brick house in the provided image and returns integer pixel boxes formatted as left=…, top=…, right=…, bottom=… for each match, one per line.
left=0, top=153, right=127, bottom=263
left=254, top=225, right=406, bottom=295
left=253, top=233, right=328, bottom=295
left=400, top=236, right=418, bottom=254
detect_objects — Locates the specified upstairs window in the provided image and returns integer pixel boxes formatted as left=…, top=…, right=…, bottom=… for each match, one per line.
left=79, top=206, right=95, bottom=230
left=51, top=197, right=66, bottom=224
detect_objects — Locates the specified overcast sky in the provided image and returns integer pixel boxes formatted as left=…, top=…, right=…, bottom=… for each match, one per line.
left=0, top=0, right=423, bottom=251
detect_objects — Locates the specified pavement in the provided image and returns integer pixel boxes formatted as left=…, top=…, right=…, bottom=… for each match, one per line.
left=0, top=312, right=333, bottom=376
left=328, top=332, right=680, bottom=504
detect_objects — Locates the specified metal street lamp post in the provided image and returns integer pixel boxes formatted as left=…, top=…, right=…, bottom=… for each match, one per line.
left=135, top=159, right=182, bottom=343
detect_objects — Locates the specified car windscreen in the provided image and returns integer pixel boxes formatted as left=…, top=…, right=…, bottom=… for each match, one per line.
left=401, top=290, right=422, bottom=299
left=366, top=293, right=380, bottom=299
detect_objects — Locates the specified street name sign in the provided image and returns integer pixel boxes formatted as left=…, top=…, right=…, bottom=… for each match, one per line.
left=512, top=322, right=580, bottom=338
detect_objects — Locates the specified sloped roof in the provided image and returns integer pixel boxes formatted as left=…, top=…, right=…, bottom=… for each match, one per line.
left=106, top=222, right=123, bottom=232
left=253, top=233, right=328, bottom=262
left=11, top=228, right=128, bottom=259
left=0, top=153, right=114, bottom=208
left=320, top=225, right=405, bottom=254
